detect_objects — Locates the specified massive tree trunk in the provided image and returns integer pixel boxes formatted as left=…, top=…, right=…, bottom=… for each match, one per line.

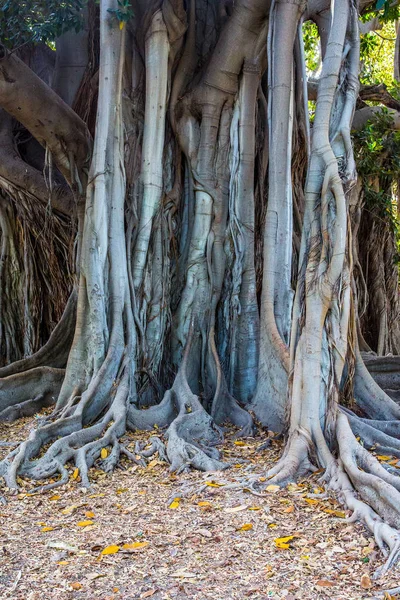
left=2, top=0, right=400, bottom=577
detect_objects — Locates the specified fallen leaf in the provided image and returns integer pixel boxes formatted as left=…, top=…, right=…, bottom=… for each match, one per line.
left=323, top=508, right=346, bottom=518
left=196, top=528, right=212, bottom=538
left=72, top=468, right=80, bottom=480
left=316, top=580, right=334, bottom=588
left=86, top=572, right=106, bottom=581
left=197, top=501, right=212, bottom=507
left=237, top=523, right=253, bottom=531
left=41, top=526, right=54, bottom=532
left=169, top=498, right=180, bottom=509
left=376, top=455, right=392, bottom=461
left=101, top=545, right=120, bottom=555
left=266, top=485, right=280, bottom=493
left=248, top=506, right=261, bottom=511
left=268, top=523, right=277, bottom=529
left=100, top=448, right=108, bottom=459
left=284, top=506, right=295, bottom=513
left=224, top=505, right=248, bottom=513
left=274, top=535, right=295, bottom=549
left=77, top=520, right=94, bottom=527
left=122, top=542, right=149, bottom=550
left=141, top=590, right=157, bottom=598
left=49, top=495, right=61, bottom=501
left=205, top=481, right=224, bottom=487
left=304, top=498, right=318, bottom=505
left=47, top=541, right=78, bottom=552
left=234, top=441, right=245, bottom=446
left=85, top=511, right=95, bottom=518
left=70, top=582, right=82, bottom=590
left=360, top=574, right=372, bottom=589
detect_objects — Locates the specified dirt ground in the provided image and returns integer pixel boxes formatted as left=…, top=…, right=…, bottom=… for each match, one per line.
left=0, top=414, right=399, bottom=600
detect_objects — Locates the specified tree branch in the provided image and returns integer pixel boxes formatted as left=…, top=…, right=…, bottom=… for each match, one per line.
left=0, top=46, right=91, bottom=193
left=0, top=110, right=75, bottom=216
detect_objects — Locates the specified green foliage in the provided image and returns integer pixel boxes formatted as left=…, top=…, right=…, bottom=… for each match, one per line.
left=360, top=20, right=397, bottom=87
left=0, top=1, right=86, bottom=49
left=353, top=110, right=400, bottom=235
left=302, top=21, right=320, bottom=75
left=107, top=0, right=133, bottom=26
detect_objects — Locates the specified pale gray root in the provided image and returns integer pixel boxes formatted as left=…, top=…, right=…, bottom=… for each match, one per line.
left=0, top=370, right=130, bottom=491
left=131, top=330, right=227, bottom=473
left=260, top=415, right=400, bottom=578
left=0, top=367, right=64, bottom=418
left=0, top=290, right=76, bottom=379
left=342, top=407, right=400, bottom=458
left=354, top=349, right=400, bottom=420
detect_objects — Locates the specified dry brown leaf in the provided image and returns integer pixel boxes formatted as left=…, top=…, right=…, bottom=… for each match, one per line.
left=284, top=505, right=294, bottom=513
left=141, top=590, right=157, bottom=598
left=224, top=505, right=248, bottom=513
left=360, top=574, right=372, bottom=589
left=316, top=580, right=334, bottom=587
left=70, top=582, right=82, bottom=590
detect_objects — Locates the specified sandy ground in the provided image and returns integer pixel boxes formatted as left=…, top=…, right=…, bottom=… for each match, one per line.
left=0, top=414, right=399, bottom=600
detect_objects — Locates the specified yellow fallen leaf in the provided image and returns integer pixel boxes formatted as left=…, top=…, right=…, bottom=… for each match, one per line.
left=266, top=484, right=280, bottom=492
left=169, top=498, right=180, bottom=509
left=119, top=21, right=125, bottom=30
left=323, top=508, right=346, bottom=518
left=304, top=498, right=319, bottom=505
left=122, top=542, right=149, bottom=550
left=248, top=506, right=261, bottom=511
left=77, top=520, right=94, bottom=527
left=268, top=523, right=277, bottom=528
left=376, top=455, right=392, bottom=461
left=41, top=526, right=54, bottom=532
left=301, top=555, right=310, bottom=560
left=101, top=448, right=108, bottom=459
left=148, top=459, right=158, bottom=468
left=237, top=523, right=253, bottom=531
left=259, top=477, right=266, bottom=482
left=49, top=495, right=61, bottom=501
left=274, top=535, right=295, bottom=549
left=72, top=468, right=79, bottom=480
left=57, top=561, right=69, bottom=565
left=284, top=505, right=294, bottom=513
left=85, top=511, right=95, bottom=518
left=88, top=493, right=105, bottom=498
left=101, top=545, right=120, bottom=555
left=234, top=441, right=245, bottom=446
left=205, top=481, right=224, bottom=487
left=197, top=501, right=212, bottom=507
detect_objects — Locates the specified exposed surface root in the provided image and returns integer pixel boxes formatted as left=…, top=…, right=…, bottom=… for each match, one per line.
left=0, top=367, right=65, bottom=418
left=252, top=414, right=400, bottom=577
